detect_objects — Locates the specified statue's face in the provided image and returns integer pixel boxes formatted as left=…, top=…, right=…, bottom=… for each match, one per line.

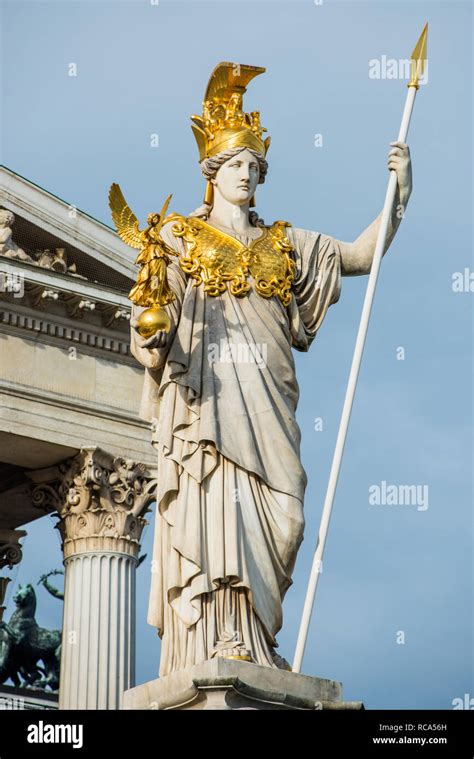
left=0, top=211, right=13, bottom=228
left=212, top=149, right=260, bottom=206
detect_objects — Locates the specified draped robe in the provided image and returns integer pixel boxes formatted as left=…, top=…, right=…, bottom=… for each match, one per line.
left=130, top=219, right=342, bottom=676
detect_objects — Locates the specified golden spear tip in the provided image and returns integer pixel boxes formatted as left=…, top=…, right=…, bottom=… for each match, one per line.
left=408, top=22, right=428, bottom=89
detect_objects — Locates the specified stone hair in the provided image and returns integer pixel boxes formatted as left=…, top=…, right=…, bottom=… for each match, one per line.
left=189, top=147, right=268, bottom=227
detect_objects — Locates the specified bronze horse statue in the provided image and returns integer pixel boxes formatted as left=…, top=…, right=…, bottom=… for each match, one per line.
left=0, top=583, right=61, bottom=691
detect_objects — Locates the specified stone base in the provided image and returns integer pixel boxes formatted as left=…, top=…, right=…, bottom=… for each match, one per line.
left=0, top=683, right=58, bottom=710
left=123, top=659, right=364, bottom=710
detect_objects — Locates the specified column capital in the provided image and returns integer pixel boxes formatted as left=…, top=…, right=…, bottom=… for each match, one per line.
left=0, top=528, right=27, bottom=570
left=28, top=447, right=157, bottom=559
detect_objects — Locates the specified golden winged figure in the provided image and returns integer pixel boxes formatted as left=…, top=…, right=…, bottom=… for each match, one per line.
left=108, top=183, right=177, bottom=337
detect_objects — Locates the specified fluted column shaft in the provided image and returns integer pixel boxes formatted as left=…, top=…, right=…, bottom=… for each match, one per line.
left=30, top=447, right=156, bottom=711
left=60, top=547, right=136, bottom=709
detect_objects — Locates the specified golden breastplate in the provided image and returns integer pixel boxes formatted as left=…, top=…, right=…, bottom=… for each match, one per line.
left=168, top=215, right=296, bottom=307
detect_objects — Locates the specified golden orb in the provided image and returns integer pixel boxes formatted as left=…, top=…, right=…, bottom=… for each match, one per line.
left=136, top=306, right=171, bottom=338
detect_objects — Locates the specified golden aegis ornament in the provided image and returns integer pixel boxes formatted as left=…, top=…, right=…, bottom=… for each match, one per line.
left=168, top=214, right=296, bottom=306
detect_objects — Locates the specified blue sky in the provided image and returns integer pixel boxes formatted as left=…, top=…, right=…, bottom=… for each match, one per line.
left=1, top=0, right=472, bottom=709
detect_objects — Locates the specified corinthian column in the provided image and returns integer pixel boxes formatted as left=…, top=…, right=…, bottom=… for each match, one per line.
left=0, top=528, right=26, bottom=622
left=30, top=447, right=156, bottom=710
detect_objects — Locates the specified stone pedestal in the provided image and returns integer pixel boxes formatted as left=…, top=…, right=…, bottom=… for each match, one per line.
left=123, top=659, right=364, bottom=711
left=30, top=447, right=157, bottom=710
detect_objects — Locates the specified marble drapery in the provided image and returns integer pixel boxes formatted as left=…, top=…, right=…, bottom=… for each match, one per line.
left=130, top=221, right=342, bottom=676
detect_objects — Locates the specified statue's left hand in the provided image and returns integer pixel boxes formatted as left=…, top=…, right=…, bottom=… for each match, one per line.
left=130, top=316, right=168, bottom=349
left=388, top=141, right=412, bottom=206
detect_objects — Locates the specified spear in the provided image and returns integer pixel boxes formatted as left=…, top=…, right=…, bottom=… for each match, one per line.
left=293, top=23, right=428, bottom=674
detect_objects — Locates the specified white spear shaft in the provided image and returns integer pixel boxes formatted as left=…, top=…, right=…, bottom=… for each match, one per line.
left=293, top=24, right=428, bottom=674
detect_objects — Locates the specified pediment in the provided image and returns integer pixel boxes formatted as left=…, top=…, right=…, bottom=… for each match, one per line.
left=0, top=166, right=137, bottom=293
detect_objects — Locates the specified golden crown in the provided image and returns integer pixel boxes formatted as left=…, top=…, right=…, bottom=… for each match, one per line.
left=191, top=62, right=271, bottom=163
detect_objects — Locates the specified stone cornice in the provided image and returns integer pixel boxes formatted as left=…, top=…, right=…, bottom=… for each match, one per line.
left=0, top=258, right=133, bottom=308
left=0, top=378, right=146, bottom=425
left=0, top=166, right=136, bottom=279
left=0, top=307, right=133, bottom=359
